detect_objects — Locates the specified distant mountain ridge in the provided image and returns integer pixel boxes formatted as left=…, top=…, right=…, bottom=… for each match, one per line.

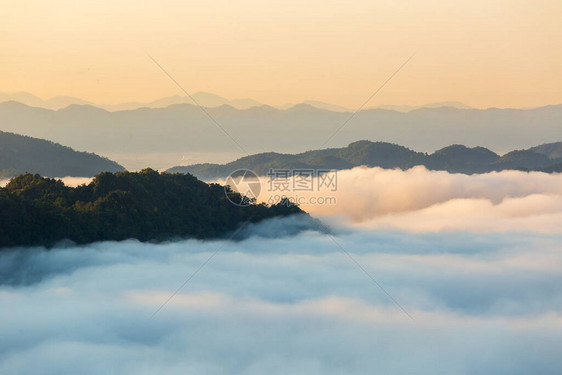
left=530, top=142, right=562, bottom=159
left=166, top=141, right=562, bottom=180
left=0, top=131, right=124, bottom=178
left=376, top=101, right=472, bottom=112
left=0, top=91, right=263, bottom=111
left=0, top=100, right=560, bottom=170
left=0, top=91, right=473, bottom=112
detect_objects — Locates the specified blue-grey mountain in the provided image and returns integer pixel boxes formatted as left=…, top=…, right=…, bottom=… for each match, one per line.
left=0, top=101, right=560, bottom=169
left=0, top=130, right=124, bottom=178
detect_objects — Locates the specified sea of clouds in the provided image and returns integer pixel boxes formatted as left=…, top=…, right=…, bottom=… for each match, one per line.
left=242, top=166, right=562, bottom=233
left=1, top=225, right=562, bottom=374
left=1, top=167, right=562, bottom=374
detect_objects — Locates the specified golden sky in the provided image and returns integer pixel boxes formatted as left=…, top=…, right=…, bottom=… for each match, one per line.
left=1, top=0, right=561, bottom=108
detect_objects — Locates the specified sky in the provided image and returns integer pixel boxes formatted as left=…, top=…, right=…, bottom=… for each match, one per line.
left=1, top=0, right=561, bottom=109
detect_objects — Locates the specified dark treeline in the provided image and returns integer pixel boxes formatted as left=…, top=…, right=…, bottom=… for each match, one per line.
left=168, top=141, right=562, bottom=180
left=0, top=169, right=303, bottom=248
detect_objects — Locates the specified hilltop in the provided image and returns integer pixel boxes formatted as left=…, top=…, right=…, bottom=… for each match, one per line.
left=167, top=141, right=562, bottom=180
left=0, top=130, right=124, bottom=178
left=0, top=169, right=304, bottom=248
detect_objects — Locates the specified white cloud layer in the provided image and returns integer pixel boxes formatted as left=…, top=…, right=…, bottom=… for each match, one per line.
left=1, top=224, right=562, bottom=374
left=2, top=166, right=562, bottom=373
left=226, top=166, right=562, bottom=233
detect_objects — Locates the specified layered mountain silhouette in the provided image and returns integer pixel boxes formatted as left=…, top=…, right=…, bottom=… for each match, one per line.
left=0, top=101, right=560, bottom=170
left=0, top=131, right=124, bottom=178
left=0, top=91, right=471, bottom=112
left=0, top=91, right=263, bottom=111
left=166, top=141, right=562, bottom=180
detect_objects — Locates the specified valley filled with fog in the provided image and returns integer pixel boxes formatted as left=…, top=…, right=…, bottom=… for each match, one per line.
left=2, top=166, right=561, bottom=374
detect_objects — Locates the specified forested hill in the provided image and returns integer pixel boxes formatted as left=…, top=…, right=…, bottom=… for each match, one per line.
left=0, top=130, right=124, bottom=178
left=167, top=141, right=562, bottom=180
left=0, top=169, right=304, bottom=248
